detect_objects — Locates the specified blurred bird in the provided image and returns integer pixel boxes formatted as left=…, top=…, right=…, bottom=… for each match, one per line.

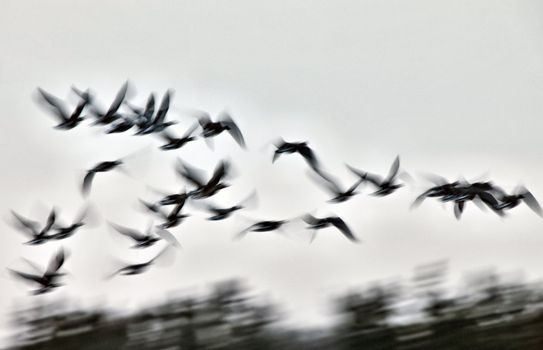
left=199, top=190, right=258, bottom=221
left=196, top=111, right=246, bottom=148
left=140, top=199, right=190, bottom=229
left=36, top=88, right=89, bottom=130
left=49, top=205, right=94, bottom=240
left=157, top=123, right=198, bottom=151
left=140, top=90, right=177, bottom=134
left=494, top=185, right=542, bottom=216
left=109, top=244, right=175, bottom=277
left=82, top=160, right=123, bottom=196
left=177, top=159, right=232, bottom=199
left=347, top=156, right=404, bottom=196
left=109, top=220, right=180, bottom=248
left=9, top=247, right=68, bottom=294
left=126, top=94, right=156, bottom=134
left=302, top=214, right=359, bottom=243
left=272, top=139, right=321, bottom=172
left=11, top=208, right=56, bottom=245
left=309, top=170, right=363, bottom=203
left=235, top=220, right=288, bottom=240
left=87, top=81, right=128, bottom=125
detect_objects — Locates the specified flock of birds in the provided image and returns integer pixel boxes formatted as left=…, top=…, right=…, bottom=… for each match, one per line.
left=7, top=81, right=542, bottom=295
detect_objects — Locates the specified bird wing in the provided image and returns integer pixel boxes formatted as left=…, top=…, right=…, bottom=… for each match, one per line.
left=109, top=222, right=147, bottom=241
left=454, top=202, right=465, bottom=220
left=42, top=208, right=57, bottom=234
left=308, top=169, right=343, bottom=195
left=45, top=248, right=66, bottom=276
left=37, top=88, right=69, bottom=122
left=81, top=171, right=96, bottom=196
left=220, top=112, right=246, bottom=148
left=154, top=90, right=171, bottom=125
left=155, top=228, right=181, bottom=248
left=297, top=144, right=320, bottom=171
left=182, top=122, right=199, bottom=139
left=9, top=269, right=45, bottom=286
left=329, top=217, right=358, bottom=242
left=346, top=165, right=383, bottom=186
left=385, top=156, right=401, bottom=182
left=207, top=160, right=229, bottom=188
left=139, top=199, right=168, bottom=219
left=105, top=81, right=129, bottom=116
left=176, top=159, right=206, bottom=188
left=302, top=214, right=320, bottom=225
left=11, top=211, right=39, bottom=237
left=522, top=190, right=543, bottom=216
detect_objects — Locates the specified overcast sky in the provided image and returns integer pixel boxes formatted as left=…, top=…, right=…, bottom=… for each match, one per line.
left=2, top=0, right=543, bottom=344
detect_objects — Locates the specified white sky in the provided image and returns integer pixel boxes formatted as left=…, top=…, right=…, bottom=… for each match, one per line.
left=2, top=0, right=543, bottom=345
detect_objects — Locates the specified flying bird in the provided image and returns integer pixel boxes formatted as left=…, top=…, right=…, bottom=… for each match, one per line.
left=493, top=186, right=542, bottom=216
left=36, top=88, right=90, bottom=130
left=199, top=190, right=258, bottom=221
left=49, top=205, right=93, bottom=240
left=272, top=139, right=321, bottom=172
left=139, top=90, right=177, bottom=134
left=87, top=81, right=129, bottom=126
left=347, top=156, right=404, bottom=196
left=157, top=123, right=199, bottom=151
left=196, top=111, right=246, bottom=148
left=309, top=170, right=363, bottom=203
left=235, top=220, right=288, bottom=240
left=176, top=159, right=232, bottom=199
left=82, top=160, right=124, bottom=196
left=302, top=214, right=359, bottom=243
left=109, top=244, right=175, bottom=277
left=126, top=94, right=156, bottom=134
left=9, top=247, right=68, bottom=294
left=109, top=221, right=180, bottom=248
left=11, top=208, right=56, bottom=245
left=140, top=199, right=190, bottom=230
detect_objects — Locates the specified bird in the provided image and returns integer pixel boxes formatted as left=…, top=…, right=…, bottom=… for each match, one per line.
left=109, top=220, right=180, bottom=248
left=272, top=139, right=321, bottom=172
left=87, top=81, right=128, bottom=126
left=302, top=214, right=359, bottom=243
left=126, top=94, right=156, bottom=134
left=157, top=123, right=199, bottom=151
left=199, top=190, right=258, bottom=221
left=140, top=199, right=190, bottom=230
left=493, top=186, right=542, bottom=216
left=139, top=90, right=177, bottom=134
left=11, top=208, right=56, bottom=245
left=309, top=169, right=363, bottom=203
left=109, top=244, right=175, bottom=277
left=9, top=247, right=68, bottom=295
left=347, top=156, right=404, bottom=196
left=105, top=116, right=135, bottom=134
left=49, top=205, right=92, bottom=240
left=176, top=159, right=232, bottom=199
left=36, top=88, right=89, bottom=130
left=157, top=189, right=190, bottom=206
left=196, top=111, right=246, bottom=148
left=82, top=160, right=124, bottom=196
left=235, top=220, right=288, bottom=240
left=411, top=175, right=461, bottom=209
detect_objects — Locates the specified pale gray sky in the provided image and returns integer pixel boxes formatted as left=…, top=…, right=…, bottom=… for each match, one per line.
left=2, top=0, right=543, bottom=344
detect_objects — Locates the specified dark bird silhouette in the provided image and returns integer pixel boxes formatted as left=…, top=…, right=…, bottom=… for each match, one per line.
left=140, top=199, right=189, bottom=229
left=302, top=214, right=359, bottom=243
left=176, top=159, right=232, bottom=199
left=82, top=160, right=123, bottom=196
left=105, top=116, right=135, bottom=134
left=87, top=82, right=128, bottom=126
left=36, top=88, right=89, bottom=130
left=411, top=175, right=461, bottom=209
left=309, top=170, right=363, bottom=203
left=272, top=139, right=320, bottom=171
left=11, top=208, right=56, bottom=245
left=9, top=247, right=67, bottom=294
left=235, top=220, right=288, bottom=240
left=197, top=111, right=246, bottom=148
left=494, top=186, right=542, bottom=216
left=157, top=123, right=198, bottom=151
left=140, top=90, right=176, bottom=134
left=347, top=156, right=404, bottom=196
left=200, top=190, right=258, bottom=221
left=126, top=94, right=156, bottom=134
left=109, top=221, right=180, bottom=248
left=157, top=189, right=189, bottom=206
left=109, top=244, right=175, bottom=277
left=49, top=205, right=92, bottom=240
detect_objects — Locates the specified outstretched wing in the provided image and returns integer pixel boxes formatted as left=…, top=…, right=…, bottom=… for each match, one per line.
left=176, top=159, right=206, bottom=188
left=302, top=214, right=320, bottom=225
left=82, top=171, right=96, bottom=196
left=105, top=81, right=129, bottom=116
left=385, top=155, right=400, bottom=182
left=155, top=228, right=181, bottom=248
left=182, top=122, right=199, bottom=139
left=109, top=222, right=147, bottom=242
left=346, top=165, right=382, bottom=186
left=154, top=90, right=171, bottom=125
left=45, top=248, right=66, bottom=276
left=297, top=144, right=320, bottom=171
left=9, top=269, right=45, bottom=286
left=207, top=160, right=230, bottom=188
left=329, top=217, right=358, bottom=242
left=37, top=88, right=69, bottom=122
left=521, top=189, right=543, bottom=216
left=11, top=211, right=39, bottom=237
left=220, top=112, right=246, bottom=148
